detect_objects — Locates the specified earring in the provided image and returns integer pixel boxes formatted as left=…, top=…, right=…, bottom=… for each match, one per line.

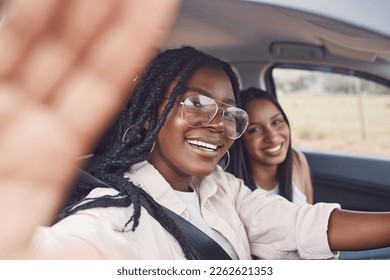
left=219, top=150, right=230, bottom=171
left=123, top=124, right=155, bottom=155
left=122, top=125, right=135, bottom=143
left=149, top=141, right=156, bottom=154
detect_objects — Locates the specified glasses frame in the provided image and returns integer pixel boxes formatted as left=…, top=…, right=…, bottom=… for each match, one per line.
left=179, top=95, right=249, bottom=139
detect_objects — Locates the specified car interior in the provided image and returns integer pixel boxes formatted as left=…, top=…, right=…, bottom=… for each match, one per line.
left=162, top=0, right=390, bottom=259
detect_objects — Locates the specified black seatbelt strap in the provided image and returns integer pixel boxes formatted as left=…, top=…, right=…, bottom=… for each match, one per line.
left=139, top=195, right=232, bottom=260
left=76, top=170, right=232, bottom=260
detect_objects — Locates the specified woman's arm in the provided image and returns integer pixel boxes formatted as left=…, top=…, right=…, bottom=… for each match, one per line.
left=327, top=209, right=390, bottom=251
left=0, top=0, right=178, bottom=259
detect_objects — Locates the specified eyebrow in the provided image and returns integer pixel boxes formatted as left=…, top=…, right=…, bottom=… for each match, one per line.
left=186, top=87, right=236, bottom=105
left=248, top=112, right=283, bottom=125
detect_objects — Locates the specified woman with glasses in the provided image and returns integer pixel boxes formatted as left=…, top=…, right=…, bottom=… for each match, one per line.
left=227, top=88, right=313, bottom=205
left=58, top=46, right=254, bottom=259
left=4, top=45, right=390, bottom=259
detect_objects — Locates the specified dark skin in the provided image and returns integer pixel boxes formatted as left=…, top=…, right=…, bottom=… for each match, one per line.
left=0, top=0, right=388, bottom=258
left=328, top=210, right=390, bottom=251
left=242, top=98, right=313, bottom=203
left=243, top=99, right=290, bottom=190
left=149, top=67, right=235, bottom=192
left=151, top=68, right=390, bottom=251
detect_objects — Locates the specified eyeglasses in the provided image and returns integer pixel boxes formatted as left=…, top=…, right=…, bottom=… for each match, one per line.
left=179, top=95, right=249, bottom=139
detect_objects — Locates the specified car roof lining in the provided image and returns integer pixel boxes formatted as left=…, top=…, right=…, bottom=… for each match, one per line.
left=164, top=0, right=390, bottom=65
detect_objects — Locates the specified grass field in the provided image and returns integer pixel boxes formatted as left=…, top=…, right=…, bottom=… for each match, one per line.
left=277, top=93, right=390, bottom=157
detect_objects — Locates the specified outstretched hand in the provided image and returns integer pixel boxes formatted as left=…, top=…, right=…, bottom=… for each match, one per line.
left=0, top=0, right=179, bottom=258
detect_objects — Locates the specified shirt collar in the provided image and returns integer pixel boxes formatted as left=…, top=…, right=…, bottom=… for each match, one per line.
left=125, top=161, right=187, bottom=216
left=124, top=161, right=223, bottom=214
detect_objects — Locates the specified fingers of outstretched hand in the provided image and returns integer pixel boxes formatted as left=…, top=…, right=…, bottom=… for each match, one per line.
left=10, top=0, right=120, bottom=101
left=53, top=0, right=180, bottom=151
left=0, top=0, right=61, bottom=79
left=1, top=0, right=126, bottom=101
left=0, top=0, right=179, bottom=153
left=0, top=0, right=179, bottom=258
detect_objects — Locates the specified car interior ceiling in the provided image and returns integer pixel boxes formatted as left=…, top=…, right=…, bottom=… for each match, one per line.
left=164, top=0, right=390, bottom=80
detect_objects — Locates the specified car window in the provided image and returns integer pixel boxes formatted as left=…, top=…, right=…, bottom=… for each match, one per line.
left=271, top=66, right=390, bottom=157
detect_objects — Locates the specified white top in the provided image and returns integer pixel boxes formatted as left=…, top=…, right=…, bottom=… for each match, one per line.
left=259, top=182, right=308, bottom=205
left=175, top=190, right=238, bottom=259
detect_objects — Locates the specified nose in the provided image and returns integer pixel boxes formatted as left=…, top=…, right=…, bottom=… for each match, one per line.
left=263, top=127, right=278, bottom=143
left=205, top=107, right=224, bottom=133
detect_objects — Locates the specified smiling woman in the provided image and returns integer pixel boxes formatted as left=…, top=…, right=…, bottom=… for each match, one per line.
left=2, top=0, right=390, bottom=266
left=52, top=46, right=248, bottom=259
left=20, top=46, right=388, bottom=260
left=148, top=66, right=240, bottom=188
left=227, top=87, right=314, bottom=205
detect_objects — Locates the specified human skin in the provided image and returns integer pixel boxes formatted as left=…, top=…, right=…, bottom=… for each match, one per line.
left=1, top=0, right=389, bottom=258
left=149, top=67, right=236, bottom=192
left=150, top=69, right=390, bottom=251
left=241, top=99, right=390, bottom=250
left=0, top=0, right=179, bottom=259
left=242, top=99, right=290, bottom=190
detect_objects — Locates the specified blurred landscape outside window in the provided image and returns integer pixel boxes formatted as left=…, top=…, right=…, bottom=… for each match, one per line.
left=273, top=68, right=390, bottom=157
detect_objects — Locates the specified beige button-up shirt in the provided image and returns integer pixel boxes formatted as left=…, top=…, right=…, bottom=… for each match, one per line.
left=33, top=161, right=339, bottom=259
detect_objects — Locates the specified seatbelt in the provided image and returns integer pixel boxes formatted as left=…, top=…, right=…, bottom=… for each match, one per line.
left=76, top=169, right=232, bottom=260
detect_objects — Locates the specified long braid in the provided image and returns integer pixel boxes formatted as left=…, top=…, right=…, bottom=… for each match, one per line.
left=60, top=46, right=240, bottom=259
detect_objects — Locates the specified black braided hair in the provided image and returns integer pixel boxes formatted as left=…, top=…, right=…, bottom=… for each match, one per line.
left=226, top=88, right=293, bottom=201
left=59, top=46, right=240, bottom=259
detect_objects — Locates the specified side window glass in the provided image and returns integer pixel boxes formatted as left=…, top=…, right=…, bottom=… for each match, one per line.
left=272, top=67, right=390, bottom=157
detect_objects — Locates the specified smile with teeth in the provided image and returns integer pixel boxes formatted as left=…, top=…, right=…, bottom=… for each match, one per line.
left=264, top=144, right=282, bottom=153
left=187, top=139, right=219, bottom=152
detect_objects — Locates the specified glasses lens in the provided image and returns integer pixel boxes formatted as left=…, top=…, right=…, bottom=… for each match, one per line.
left=181, top=95, right=249, bottom=139
left=181, top=95, right=217, bottom=127
left=223, top=108, right=249, bottom=139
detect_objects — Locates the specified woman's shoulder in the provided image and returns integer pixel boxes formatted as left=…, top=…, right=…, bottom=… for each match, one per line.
left=210, top=165, right=244, bottom=185
left=57, top=186, right=143, bottom=235
left=66, top=187, right=128, bottom=219
left=292, top=148, right=306, bottom=160
left=85, top=187, right=120, bottom=198
left=292, top=148, right=310, bottom=169
left=205, top=166, right=254, bottom=198
left=291, top=148, right=314, bottom=204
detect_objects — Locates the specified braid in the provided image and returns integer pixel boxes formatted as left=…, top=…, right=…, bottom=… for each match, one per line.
left=61, top=46, right=239, bottom=259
